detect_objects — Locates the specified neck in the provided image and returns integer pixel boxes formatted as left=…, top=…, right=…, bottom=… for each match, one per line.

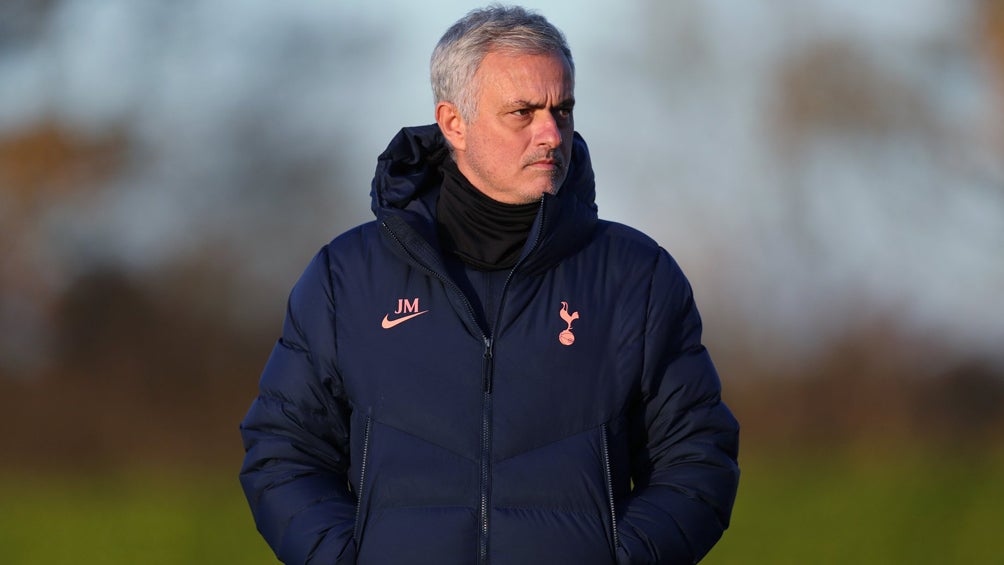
left=436, top=158, right=539, bottom=271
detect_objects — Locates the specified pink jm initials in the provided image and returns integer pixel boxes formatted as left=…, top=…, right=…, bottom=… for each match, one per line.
left=395, top=298, right=421, bottom=314
left=382, top=298, right=429, bottom=329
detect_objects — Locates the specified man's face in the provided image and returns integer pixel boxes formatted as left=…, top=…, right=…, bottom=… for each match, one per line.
left=454, top=51, right=575, bottom=205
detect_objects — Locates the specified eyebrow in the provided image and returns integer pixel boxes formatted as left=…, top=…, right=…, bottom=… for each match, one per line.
left=509, top=97, right=576, bottom=109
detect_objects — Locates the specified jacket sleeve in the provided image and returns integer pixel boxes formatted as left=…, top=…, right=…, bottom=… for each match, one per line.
left=616, top=250, right=740, bottom=565
left=239, top=247, right=357, bottom=564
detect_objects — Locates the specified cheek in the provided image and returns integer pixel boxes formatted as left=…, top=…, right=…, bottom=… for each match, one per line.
left=498, top=140, right=525, bottom=165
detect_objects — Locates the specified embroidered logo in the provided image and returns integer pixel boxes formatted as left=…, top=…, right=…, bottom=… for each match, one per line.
left=381, top=298, right=429, bottom=329
left=558, top=301, right=579, bottom=346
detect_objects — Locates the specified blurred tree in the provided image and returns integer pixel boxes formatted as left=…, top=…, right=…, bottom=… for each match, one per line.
left=0, top=0, right=57, bottom=49
left=0, top=124, right=126, bottom=376
left=980, top=0, right=1004, bottom=151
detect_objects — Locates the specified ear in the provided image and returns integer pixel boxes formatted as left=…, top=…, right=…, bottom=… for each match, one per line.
left=436, top=101, right=467, bottom=152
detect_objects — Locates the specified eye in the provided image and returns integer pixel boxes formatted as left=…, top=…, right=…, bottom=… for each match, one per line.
left=511, top=108, right=532, bottom=117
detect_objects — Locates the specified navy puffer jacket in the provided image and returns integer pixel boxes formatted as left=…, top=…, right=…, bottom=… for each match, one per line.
left=240, top=125, right=740, bottom=564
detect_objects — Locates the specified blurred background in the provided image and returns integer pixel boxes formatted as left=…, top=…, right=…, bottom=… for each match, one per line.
left=1, top=0, right=1002, bottom=563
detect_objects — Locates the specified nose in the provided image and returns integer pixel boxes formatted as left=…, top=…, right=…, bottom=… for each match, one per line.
left=534, top=111, right=562, bottom=149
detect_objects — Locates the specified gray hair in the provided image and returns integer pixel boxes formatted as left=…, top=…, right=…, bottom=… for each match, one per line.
left=431, top=5, right=574, bottom=122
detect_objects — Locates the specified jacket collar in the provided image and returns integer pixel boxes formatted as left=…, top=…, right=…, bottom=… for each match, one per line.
left=371, top=124, right=598, bottom=276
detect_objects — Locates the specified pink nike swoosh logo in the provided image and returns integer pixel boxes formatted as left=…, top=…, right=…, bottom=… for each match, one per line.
left=381, top=310, right=429, bottom=329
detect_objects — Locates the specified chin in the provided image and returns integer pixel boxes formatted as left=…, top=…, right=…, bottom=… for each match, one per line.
left=524, top=186, right=557, bottom=202
left=543, top=181, right=563, bottom=196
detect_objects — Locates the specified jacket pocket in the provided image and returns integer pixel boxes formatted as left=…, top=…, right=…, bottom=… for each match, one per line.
left=353, top=414, right=373, bottom=545
left=601, top=422, right=621, bottom=555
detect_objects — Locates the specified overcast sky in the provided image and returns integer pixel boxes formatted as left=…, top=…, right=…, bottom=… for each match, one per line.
left=2, top=0, right=1002, bottom=369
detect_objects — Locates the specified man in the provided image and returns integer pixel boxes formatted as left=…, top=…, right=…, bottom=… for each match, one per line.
left=240, top=6, right=739, bottom=564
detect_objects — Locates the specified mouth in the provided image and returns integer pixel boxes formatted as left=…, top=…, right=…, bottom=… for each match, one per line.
left=527, top=157, right=563, bottom=170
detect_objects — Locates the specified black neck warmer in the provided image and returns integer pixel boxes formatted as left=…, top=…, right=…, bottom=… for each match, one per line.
left=436, top=158, right=539, bottom=271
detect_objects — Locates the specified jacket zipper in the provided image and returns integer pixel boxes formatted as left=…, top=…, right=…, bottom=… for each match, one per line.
left=382, top=198, right=546, bottom=565
left=600, top=423, right=621, bottom=554
left=353, top=415, right=373, bottom=543
left=476, top=197, right=545, bottom=564
left=479, top=336, right=494, bottom=563
left=382, top=221, right=494, bottom=563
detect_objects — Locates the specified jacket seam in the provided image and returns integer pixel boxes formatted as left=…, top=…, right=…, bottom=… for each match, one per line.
left=640, top=249, right=661, bottom=389
left=369, top=417, right=479, bottom=463
left=276, top=492, right=350, bottom=552
left=493, top=420, right=623, bottom=464
left=366, top=503, right=475, bottom=511
left=320, top=245, right=338, bottom=363
left=493, top=505, right=607, bottom=514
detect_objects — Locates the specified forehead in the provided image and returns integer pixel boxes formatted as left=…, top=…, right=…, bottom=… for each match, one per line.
left=475, top=51, right=574, bottom=100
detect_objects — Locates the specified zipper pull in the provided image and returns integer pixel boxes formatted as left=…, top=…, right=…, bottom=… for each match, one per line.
left=482, top=337, right=494, bottom=393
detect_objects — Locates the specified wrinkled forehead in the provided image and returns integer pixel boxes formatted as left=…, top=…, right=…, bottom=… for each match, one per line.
left=480, top=44, right=574, bottom=75
left=474, top=49, right=574, bottom=92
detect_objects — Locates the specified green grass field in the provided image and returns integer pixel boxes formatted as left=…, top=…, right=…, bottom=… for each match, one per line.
left=0, top=470, right=277, bottom=565
left=1, top=449, right=1001, bottom=564
left=704, top=447, right=1004, bottom=564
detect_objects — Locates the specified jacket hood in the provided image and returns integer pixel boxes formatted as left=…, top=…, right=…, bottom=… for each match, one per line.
left=370, top=124, right=599, bottom=275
